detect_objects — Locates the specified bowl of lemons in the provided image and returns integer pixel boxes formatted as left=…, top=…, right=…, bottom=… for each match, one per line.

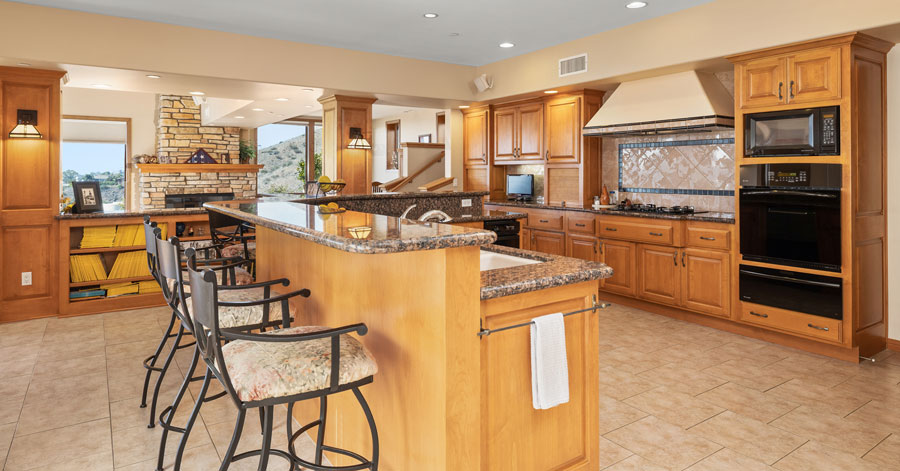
left=317, top=202, right=347, bottom=215
left=314, top=176, right=346, bottom=196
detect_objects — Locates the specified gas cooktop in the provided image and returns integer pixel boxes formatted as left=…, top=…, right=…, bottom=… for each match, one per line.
left=609, top=204, right=708, bottom=215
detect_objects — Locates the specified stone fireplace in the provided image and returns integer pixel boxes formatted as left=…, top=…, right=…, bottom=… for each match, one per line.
left=157, top=95, right=241, bottom=163
left=139, top=168, right=258, bottom=209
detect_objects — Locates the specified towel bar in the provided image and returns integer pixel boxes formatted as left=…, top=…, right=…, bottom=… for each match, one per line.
left=477, top=295, right=610, bottom=337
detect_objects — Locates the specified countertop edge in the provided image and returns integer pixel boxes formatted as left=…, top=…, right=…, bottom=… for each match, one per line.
left=484, top=201, right=735, bottom=224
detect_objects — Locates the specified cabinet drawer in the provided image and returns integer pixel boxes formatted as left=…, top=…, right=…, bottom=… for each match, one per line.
left=685, top=223, right=731, bottom=250
left=527, top=210, right=565, bottom=231
left=600, top=218, right=675, bottom=245
left=740, top=302, right=842, bottom=344
left=567, top=213, right=597, bottom=235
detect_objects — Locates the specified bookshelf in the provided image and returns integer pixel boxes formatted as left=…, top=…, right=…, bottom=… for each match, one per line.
left=57, top=212, right=211, bottom=316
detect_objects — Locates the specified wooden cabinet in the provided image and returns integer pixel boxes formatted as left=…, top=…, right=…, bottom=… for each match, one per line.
left=680, top=248, right=730, bottom=318
left=464, top=167, right=488, bottom=192
left=566, top=234, right=599, bottom=262
left=531, top=230, right=565, bottom=256
left=599, top=239, right=636, bottom=296
left=493, top=102, right=543, bottom=164
left=545, top=95, right=581, bottom=163
left=740, top=301, right=842, bottom=344
left=637, top=245, right=681, bottom=306
left=520, top=227, right=531, bottom=251
left=736, top=46, right=841, bottom=109
left=463, top=109, right=488, bottom=164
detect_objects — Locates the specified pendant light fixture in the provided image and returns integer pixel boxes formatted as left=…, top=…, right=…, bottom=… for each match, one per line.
left=9, top=110, right=42, bottom=139
left=347, top=127, right=371, bottom=149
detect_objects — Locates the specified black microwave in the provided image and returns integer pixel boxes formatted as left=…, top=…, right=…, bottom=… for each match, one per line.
left=744, top=106, right=839, bottom=157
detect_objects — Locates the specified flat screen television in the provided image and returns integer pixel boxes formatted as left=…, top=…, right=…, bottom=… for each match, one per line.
left=506, top=174, right=534, bottom=200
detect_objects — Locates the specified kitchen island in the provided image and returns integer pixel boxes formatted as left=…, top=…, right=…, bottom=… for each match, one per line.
left=205, top=199, right=611, bottom=471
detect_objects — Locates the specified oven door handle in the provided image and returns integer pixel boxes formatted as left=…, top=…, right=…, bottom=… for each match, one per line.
left=767, top=209, right=812, bottom=216
left=741, top=190, right=838, bottom=198
left=739, top=269, right=841, bottom=289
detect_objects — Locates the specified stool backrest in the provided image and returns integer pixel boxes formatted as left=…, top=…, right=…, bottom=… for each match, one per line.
left=208, top=210, right=244, bottom=246
left=154, top=233, right=190, bottom=323
left=143, top=216, right=161, bottom=283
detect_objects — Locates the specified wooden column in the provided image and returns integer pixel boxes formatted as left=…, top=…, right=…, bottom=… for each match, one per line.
left=0, top=66, right=66, bottom=322
left=319, top=95, right=376, bottom=194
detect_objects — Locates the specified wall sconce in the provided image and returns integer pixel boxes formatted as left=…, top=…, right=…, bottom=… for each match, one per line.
left=347, top=127, right=371, bottom=149
left=9, top=110, right=42, bottom=139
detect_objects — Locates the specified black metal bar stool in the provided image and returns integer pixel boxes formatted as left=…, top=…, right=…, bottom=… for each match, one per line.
left=185, top=251, right=380, bottom=471
left=153, top=234, right=309, bottom=471
left=209, top=210, right=256, bottom=276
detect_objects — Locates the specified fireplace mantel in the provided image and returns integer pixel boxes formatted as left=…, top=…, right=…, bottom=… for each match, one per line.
left=136, top=164, right=263, bottom=173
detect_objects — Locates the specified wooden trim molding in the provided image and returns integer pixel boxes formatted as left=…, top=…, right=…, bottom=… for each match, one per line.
left=402, top=142, right=444, bottom=149
left=887, top=338, right=900, bottom=352
left=136, top=164, right=263, bottom=173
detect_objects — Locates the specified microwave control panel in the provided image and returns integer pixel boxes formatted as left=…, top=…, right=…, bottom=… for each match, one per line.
left=822, top=112, right=837, bottom=145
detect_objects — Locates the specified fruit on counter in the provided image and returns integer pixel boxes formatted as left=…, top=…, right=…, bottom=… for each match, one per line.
left=318, top=175, right=332, bottom=192
left=327, top=202, right=340, bottom=210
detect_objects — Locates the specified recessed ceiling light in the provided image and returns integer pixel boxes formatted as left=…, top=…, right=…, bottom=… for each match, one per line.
left=252, top=108, right=264, bottom=111
left=146, top=74, right=161, bottom=79
left=305, top=105, right=313, bottom=108
left=458, top=105, right=470, bottom=109
left=423, top=13, right=438, bottom=18
left=302, top=88, right=315, bottom=92
left=92, top=84, right=112, bottom=89
left=449, top=32, right=460, bottom=37
left=499, top=42, right=515, bottom=48
left=189, top=91, right=205, bottom=95
left=234, top=116, right=245, bottom=119
left=275, top=97, right=289, bottom=102
left=626, top=1, right=647, bottom=8
left=544, top=90, right=559, bottom=94
left=17, top=62, right=31, bottom=67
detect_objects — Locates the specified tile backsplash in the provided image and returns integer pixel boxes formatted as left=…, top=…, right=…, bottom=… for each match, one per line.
left=601, top=131, right=736, bottom=212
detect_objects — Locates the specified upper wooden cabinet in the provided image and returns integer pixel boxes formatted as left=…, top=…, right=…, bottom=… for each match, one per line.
left=735, top=46, right=841, bottom=109
left=493, top=102, right=543, bottom=164
left=545, top=95, right=582, bottom=163
left=463, top=109, right=489, bottom=165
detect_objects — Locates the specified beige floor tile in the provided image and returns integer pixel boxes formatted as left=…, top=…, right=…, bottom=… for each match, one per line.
left=605, top=416, right=721, bottom=470
left=111, top=416, right=212, bottom=468
left=0, top=357, right=36, bottom=380
left=830, top=373, right=900, bottom=402
left=702, top=360, right=793, bottom=392
left=765, top=378, right=870, bottom=416
left=603, top=454, right=669, bottom=471
left=861, top=434, right=900, bottom=470
left=207, top=406, right=293, bottom=459
left=36, top=338, right=106, bottom=363
left=598, top=435, right=634, bottom=468
left=0, top=396, right=23, bottom=425
left=599, top=347, right=671, bottom=374
left=599, top=366, right=660, bottom=401
left=625, top=388, right=725, bottom=429
left=637, top=364, right=727, bottom=396
left=0, top=422, right=15, bottom=468
left=846, top=398, right=900, bottom=435
left=114, top=443, right=223, bottom=471
left=769, top=406, right=890, bottom=457
left=773, top=441, right=883, bottom=471
left=689, top=411, right=806, bottom=464
left=24, top=371, right=107, bottom=405
left=696, top=382, right=799, bottom=423
left=0, top=343, right=41, bottom=363
left=15, top=393, right=110, bottom=437
left=686, top=448, right=776, bottom=471
left=4, top=418, right=111, bottom=471
left=105, top=338, right=166, bottom=362
left=599, top=393, right=649, bottom=435
left=31, top=353, right=107, bottom=381
left=28, top=451, right=113, bottom=471
left=0, top=376, right=31, bottom=403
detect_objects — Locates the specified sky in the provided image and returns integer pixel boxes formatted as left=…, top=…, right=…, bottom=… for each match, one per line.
left=61, top=142, right=127, bottom=174
left=256, top=123, right=306, bottom=149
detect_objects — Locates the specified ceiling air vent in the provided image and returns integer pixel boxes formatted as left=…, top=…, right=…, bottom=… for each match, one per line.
left=559, top=53, right=587, bottom=77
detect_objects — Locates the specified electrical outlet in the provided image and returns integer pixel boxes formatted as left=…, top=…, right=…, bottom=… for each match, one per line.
left=21, top=272, right=32, bottom=286
left=461, top=198, right=472, bottom=207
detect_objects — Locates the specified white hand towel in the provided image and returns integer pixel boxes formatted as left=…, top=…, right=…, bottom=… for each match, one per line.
left=530, top=312, right=569, bottom=410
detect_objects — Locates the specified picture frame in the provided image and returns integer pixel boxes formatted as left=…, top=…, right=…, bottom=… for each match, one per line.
left=418, top=133, right=432, bottom=144
left=72, top=181, right=104, bottom=213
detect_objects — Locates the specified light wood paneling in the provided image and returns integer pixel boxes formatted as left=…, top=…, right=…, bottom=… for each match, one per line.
left=318, top=95, right=375, bottom=195
left=545, top=95, right=580, bottom=163
left=545, top=166, right=580, bottom=207
left=493, top=106, right=517, bottom=162
left=465, top=166, right=488, bottom=192
left=464, top=110, right=488, bottom=164
left=517, top=102, right=543, bottom=161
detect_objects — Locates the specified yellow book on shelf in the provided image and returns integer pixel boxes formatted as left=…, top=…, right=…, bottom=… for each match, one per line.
left=80, top=226, right=117, bottom=248
left=114, top=225, right=139, bottom=247
left=138, top=280, right=161, bottom=294
left=70, top=254, right=107, bottom=282
left=133, top=222, right=168, bottom=246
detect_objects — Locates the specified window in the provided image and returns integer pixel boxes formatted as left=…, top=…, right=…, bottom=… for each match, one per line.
left=61, top=118, right=129, bottom=211
left=257, top=119, right=322, bottom=194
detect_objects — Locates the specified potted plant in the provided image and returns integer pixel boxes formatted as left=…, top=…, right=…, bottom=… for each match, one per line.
left=239, top=140, right=255, bottom=164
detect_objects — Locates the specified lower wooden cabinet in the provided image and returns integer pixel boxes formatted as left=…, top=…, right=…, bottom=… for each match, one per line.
left=566, top=234, right=599, bottom=261
left=520, top=228, right=531, bottom=251
left=637, top=245, right=681, bottom=306
left=681, top=248, right=731, bottom=317
left=599, top=239, right=636, bottom=296
left=531, top=229, right=565, bottom=256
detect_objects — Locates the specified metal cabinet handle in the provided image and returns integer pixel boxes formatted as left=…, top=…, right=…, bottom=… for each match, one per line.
left=750, top=311, right=769, bottom=318
left=808, top=323, right=829, bottom=331
left=673, top=252, right=677, bottom=266
left=789, top=80, right=795, bottom=99
left=545, top=150, right=549, bottom=159
left=599, top=241, right=603, bottom=255
left=593, top=242, right=598, bottom=254
left=482, top=152, right=485, bottom=160
left=575, top=223, right=586, bottom=227
left=778, top=82, right=783, bottom=100
left=681, top=251, right=685, bottom=267
left=649, top=232, right=663, bottom=236
left=605, top=227, right=617, bottom=232
left=700, top=236, right=716, bottom=241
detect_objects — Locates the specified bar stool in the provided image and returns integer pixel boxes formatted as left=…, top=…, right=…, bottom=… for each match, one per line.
left=140, top=217, right=252, bottom=427
left=185, top=252, right=380, bottom=471
left=209, top=210, right=256, bottom=275
left=153, top=234, right=308, bottom=471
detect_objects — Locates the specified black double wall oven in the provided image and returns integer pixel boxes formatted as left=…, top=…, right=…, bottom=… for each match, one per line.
left=739, top=163, right=843, bottom=320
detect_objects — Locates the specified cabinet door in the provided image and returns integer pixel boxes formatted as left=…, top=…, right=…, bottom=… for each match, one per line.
left=531, top=230, right=565, bottom=256
left=681, top=248, right=731, bottom=317
left=521, top=228, right=532, bottom=251
left=739, top=56, right=787, bottom=109
left=566, top=234, right=599, bottom=261
left=637, top=244, right=681, bottom=306
left=600, top=239, right=636, bottom=297
left=787, top=47, right=841, bottom=104
left=464, top=166, right=488, bottom=192
left=545, top=96, right=580, bottom=163
left=463, top=111, right=488, bottom=164
left=517, top=103, right=544, bottom=161
left=494, top=107, right=517, bottom=162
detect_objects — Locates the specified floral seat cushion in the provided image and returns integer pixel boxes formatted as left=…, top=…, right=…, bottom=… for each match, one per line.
left=221, top=242, right=257, bottom=260
left=165, top=267, right=253, bottom=294
left=184, top=286, right=297, bottom=329
left=221, top=326, right=378, bottom=402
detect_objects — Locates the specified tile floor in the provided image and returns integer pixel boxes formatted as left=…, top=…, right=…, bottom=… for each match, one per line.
left=1, top=303, right=900, bottom=470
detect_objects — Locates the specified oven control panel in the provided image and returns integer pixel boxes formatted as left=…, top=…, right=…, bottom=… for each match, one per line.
left=740, top=163, right=842, bottom=189
left=768, top=169, right=808, bottom=185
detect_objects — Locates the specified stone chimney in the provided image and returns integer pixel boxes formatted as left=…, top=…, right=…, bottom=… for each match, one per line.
left=156, top=95, right=241, bottom=163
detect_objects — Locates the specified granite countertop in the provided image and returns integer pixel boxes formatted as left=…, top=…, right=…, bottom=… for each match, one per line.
left=291, top=190, right=489, bottom=202
left=56, top=208, right=208, bottom=220
left=451, top=210, right=527, bottom=223
left=485, top=200, right=735, bottom=224
left=479, top=244, right=612, bottom=300
left=205, top=199, right=497, bottom=254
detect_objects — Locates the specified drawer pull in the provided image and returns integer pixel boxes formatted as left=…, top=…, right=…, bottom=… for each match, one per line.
left=649, top=232, right=663, bottom=236
left=539, top=219, right=549, bottom=223
left=808, top=323, right=829, bottom=332
left=749, top=311, right=769, bottom=318
left=700, top=236, right=716, bottom=241
left=605, top=227, right=617, bottom=232
left=575, top=223, right=586, bottom=227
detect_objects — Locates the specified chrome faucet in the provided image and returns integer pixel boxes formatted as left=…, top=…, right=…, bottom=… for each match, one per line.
left=418, top=210, right=452, bottom=223
left=400, top=204, right=417, bottom=219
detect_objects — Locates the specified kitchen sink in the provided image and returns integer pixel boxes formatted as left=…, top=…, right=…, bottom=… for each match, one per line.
left=480, top=250, right=541, bottom=271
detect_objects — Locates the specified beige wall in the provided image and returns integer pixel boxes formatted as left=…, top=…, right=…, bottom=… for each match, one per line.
left=61, top=87, right=158, bottom=210
left=372, top=108, right=444, bottom=183
left=887, top=47, right=900, bottom=340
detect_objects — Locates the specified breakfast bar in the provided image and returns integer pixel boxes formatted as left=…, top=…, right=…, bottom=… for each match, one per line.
left=205, top=199, right=611, bottom=471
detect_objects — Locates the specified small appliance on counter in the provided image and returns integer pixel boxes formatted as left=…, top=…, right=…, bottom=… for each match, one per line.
left=744, top=106, right=839, bottom=157
left=506, top=174, right=535, bottom=202
left=484, top=219, right=521, bottom=248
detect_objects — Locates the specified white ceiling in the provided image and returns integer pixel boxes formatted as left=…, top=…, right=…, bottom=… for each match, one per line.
left=11, top=0, right=714, bottom=66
